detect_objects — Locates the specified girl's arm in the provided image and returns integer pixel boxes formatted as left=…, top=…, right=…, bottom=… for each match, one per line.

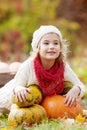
left=64, top=62, right=85, bottom=106
left=13, top=59, right=30, bottom=102
left=64, top=62, right=85, bottom=97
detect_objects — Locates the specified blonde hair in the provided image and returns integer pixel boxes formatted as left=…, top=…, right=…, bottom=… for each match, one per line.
left=57, top=39, right=68, bottom=62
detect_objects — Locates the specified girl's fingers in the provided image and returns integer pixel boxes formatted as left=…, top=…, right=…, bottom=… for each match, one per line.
left=64, top=96, right=76, bottom=107
left=17, top=90, right=27, bottom=102
left=14, top=88, right=31, bottom=102
left=68, top=97, right=75, bottom=107
left=21, top=91, right=27, bottom=102
left=64, top=96, right=71, bottom=106
left=17, top=92, right=22, bottom=102
left=26, top=88, right=31, bottom=93
left=64, top=94, right=69, bottom=104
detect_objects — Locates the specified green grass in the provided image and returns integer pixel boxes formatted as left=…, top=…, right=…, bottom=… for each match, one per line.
left=29, top=119, right=87, bottom=130
left=29, top=119, right=63, bottom=130
left=0, top=115, right=87, bottom=130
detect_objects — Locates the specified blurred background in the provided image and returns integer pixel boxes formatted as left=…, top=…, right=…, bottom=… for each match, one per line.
left=0, top=0, right=87, bottom=88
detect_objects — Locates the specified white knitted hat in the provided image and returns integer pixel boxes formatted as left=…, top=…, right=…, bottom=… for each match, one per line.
left=31, top=25, right=62, bottom=51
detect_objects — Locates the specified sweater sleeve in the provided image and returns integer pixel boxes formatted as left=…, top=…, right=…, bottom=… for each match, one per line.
left=13, top=59, right=30, bottom=92
left=64, top=62, right=85, bottom=97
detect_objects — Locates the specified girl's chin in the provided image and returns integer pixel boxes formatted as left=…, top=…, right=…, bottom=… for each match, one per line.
left=45, top=57, right=57, bottom=60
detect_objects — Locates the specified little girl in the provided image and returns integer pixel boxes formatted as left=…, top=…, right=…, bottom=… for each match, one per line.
left=0, top=25, right=85, bottom=113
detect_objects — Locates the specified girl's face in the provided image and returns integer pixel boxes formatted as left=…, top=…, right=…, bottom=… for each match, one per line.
left=38, top=33, right=61, bottom=61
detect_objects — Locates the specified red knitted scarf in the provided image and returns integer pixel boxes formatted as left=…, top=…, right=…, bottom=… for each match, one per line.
left=34, top=56, right=64, bottom=96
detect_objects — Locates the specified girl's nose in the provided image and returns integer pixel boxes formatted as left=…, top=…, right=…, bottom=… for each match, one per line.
left=49, top=43, right=54, bottom=49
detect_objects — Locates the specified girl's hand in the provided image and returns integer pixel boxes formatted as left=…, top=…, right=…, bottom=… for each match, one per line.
left=13, top=87, right=30, bottom=102
left=64, top=86, right=81, bottom=107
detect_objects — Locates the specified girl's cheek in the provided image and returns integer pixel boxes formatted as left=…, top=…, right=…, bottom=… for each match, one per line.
left=41, top=46, right=46, bottom=51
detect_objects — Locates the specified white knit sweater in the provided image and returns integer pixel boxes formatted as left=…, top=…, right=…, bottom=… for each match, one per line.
left=0, top=57, right=85, bottom=112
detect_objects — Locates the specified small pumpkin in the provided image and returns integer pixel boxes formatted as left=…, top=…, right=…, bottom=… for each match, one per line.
left=8, top=104, right=47, bottom=128
left=41, top=95, right=83, bottom=119
left=62, top=81, right=73, bottom=95
left=13, top=85, right=43, bottom=107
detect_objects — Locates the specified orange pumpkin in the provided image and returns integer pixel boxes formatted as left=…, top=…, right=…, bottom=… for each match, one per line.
left=41, top=95, right=83, bottom=119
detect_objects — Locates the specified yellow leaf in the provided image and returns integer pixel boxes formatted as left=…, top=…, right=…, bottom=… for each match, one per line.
left=76, top=114, right=86, bottom=123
